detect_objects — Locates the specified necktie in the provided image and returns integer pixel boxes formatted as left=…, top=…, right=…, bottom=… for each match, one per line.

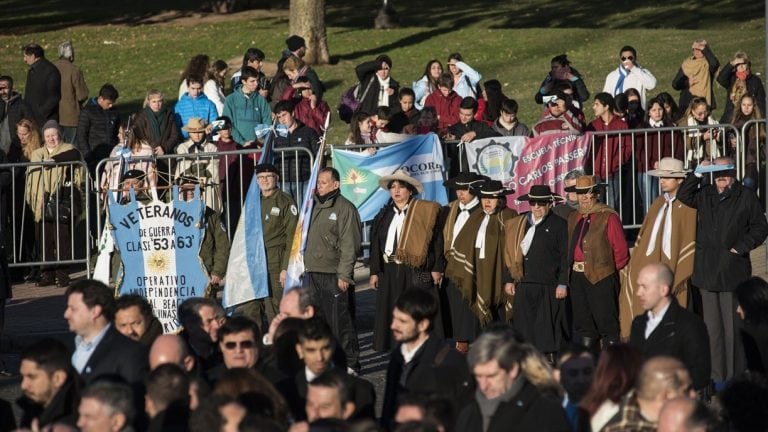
left=452, top=199, right=478, bottom=247
left=645, top=194, right=674, bottom=259
left=474, top=213, right=491, bottom=259
left=520, top=215, right=543, bottom=255
left=384, top=205, right=407, bottom=256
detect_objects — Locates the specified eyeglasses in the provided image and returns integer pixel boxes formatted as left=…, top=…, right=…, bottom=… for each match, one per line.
left=621, top=56, right=634, bottom=61
left=256, top=174, right=275, bottom=181
left=223, top=340, right=255, bottom=350
left=530, top=202, right=549, bottom=207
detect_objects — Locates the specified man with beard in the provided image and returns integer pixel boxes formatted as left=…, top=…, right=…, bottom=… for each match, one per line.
left=114, top=294, right=163, bottom=347
left=381, top=289, right=472, bottom=431
left=552, top=169, right=583, bottom=220
left=17, top=338, right=82, bottom=429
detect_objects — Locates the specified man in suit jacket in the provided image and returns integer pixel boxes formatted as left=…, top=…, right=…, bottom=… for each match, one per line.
left=629, top=263, right=710, bottom=392
left=64, top=280, right=148, bottom=387
left=286, top=316, right=375, bottom=422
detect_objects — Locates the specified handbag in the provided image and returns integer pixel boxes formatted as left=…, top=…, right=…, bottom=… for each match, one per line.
left=337, top=77, right=374, bottom=123
left=42, top=164, right=80, bottom=224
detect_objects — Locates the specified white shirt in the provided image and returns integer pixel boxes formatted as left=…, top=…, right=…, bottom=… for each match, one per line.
left=451, top=198, right=479, bottom=247
left=645, top=301, right=671, bottom=339
left=401, top=336, right=429, bottom=364
left=305, top=366, right=320, bottom=383
left=72, top=324, right=112, bottom=373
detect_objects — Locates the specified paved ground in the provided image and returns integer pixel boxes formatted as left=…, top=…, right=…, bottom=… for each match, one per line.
left=0, top=263, right=389, bottom=424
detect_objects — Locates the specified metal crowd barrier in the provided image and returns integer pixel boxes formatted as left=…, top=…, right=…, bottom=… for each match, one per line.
left=587, top=123, right=741, bottom=228
left=94, top=146, right=314, bottom=240
left=0, top=160, right=91, bottom=273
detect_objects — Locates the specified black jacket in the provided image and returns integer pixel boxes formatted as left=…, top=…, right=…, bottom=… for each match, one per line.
left=133, top=106, right=180, bottom=154
left=514, top=212, right=570, bottom=287
left=354, top=60, right=400, bottom=115
left=24, top=57, right=61, bottom=126
left=671, top=46, right=720, bottom=112
left=677, top=174, right=768, bottom=291
left=287, top=368, right=376, bottom=422
left=17, top=373, right=81, bottom=429
left=76, top=98, right=121, bottom=166
left=446, top=121, right=499, bottom=178
left=0, top=91, right=32, bottom=153
left=717, top=65, right=767, bottom=123
left=629, top=299, right=711, bottom=391
left=454, top=379, right=571, bottom=432
left=273, top=122, right=319, bottom=182
left=382, top=336, right=473, bottom=429
left=79, top=325, right=148, bottom=387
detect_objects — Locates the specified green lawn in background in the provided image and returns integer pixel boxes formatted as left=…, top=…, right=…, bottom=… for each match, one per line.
left=0, top=0, right=763, bottom=144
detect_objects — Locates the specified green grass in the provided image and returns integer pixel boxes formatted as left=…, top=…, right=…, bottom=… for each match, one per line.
left=0, top=0, right=764, bottom=144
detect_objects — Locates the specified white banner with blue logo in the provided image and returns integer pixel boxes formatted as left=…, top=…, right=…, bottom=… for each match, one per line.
left=109, top=186, right=209, bottom=333
left=331, top=133, right=448, bottom=222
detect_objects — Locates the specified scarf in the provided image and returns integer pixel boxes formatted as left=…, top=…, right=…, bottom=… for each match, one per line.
left=520, top=213, right=544, bottom=255
left=614, top=65, right=629, bottom=95
left=316, top=189, right=340, bottom=204
left=474, top=212, right=492, bottom=259
left=730, top=76, right=748, bottom=106
left=144, top=106, right=166, bottom=144
left=685, top=115, right=720, bottom=161
left=452, top=197, right=479, bottom=247
left=645, top=193, right=675, bottom=259
left=475, top=376, right=525, bottom=432
left=393, top=199, right=440, bottom=268
left=682, top=56, right=712, bottom=105
left=377, top=75, right=390, bottom=107
left=385, top=203, right=408, bottom=256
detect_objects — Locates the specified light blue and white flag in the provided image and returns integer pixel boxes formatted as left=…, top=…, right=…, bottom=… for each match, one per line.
left=222, top=124, right=277, bottom=308
left=109, top=186, right=209, bottom=333
left=331, top=133, right=448, bottom=222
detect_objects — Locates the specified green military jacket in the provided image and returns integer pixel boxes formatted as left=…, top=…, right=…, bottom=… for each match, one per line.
left=261, top=189, right=299, bottom=270
left=200, top=207, right=230, bottom=278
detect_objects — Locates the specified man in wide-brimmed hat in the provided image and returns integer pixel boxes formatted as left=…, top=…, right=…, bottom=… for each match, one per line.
left=565, top=175, right=628, bottom=351
left=175, top=117, right=221, bottom=212
left=620, top=157, right=697, bottom=339
left=677, top=156, right=768, bottom=384
left=237, top=163, right=298, bottom=332
left=441, top=171, right=490, bottom=352
left=504, top=184, right=569, bottom=359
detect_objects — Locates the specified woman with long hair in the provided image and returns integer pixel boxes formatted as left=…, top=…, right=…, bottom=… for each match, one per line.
left=729, top=94, right=765, bottom=192
left=476, top=79, right=506, bottom=124
left=679, top=96, right=722, bottom=167
left=204, top=59, right=228, bottom=115
left=717, top=51, right=767, bottom=123
left=101, top=125, right=157, bottom=195
left=412, top=59, right=443, bottom=110
left=656, top=92, right=681, bottom=123
left=579, top=344, right=643, bottom=432
left=635, top=97, right=684, bottom=207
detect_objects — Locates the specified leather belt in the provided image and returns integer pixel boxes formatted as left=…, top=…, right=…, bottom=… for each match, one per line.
left=382, top=255, right=402, bottom=264
left=572, top=261, right=585, bottom=272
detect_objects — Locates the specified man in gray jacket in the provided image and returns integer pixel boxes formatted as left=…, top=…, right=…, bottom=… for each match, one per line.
left=304, top=167, right=362, bottom=372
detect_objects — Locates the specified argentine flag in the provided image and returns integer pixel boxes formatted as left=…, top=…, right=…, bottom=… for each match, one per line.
left=331, top=133, right=449, bottom=222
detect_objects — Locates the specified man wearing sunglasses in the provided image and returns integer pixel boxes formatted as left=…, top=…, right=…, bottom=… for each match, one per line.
left=602, top=45, right=657, bottom=109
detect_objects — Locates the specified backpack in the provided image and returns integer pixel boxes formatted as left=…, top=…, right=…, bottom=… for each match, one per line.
left=338, top=77, right=374, bottom=123
left=465, top=75, right=483, bottom=99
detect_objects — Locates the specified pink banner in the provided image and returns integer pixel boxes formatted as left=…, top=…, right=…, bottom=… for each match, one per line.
left=465, top=133, right=590, bottom=213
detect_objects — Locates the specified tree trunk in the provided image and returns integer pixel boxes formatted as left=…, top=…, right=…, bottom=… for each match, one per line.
left=289, top=0, right=330, bottom=65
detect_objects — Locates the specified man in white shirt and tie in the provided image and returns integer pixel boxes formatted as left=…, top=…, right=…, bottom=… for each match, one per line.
left=628, top=262, right=710, bottom=393
left=620, top=157, right=697, bottom=339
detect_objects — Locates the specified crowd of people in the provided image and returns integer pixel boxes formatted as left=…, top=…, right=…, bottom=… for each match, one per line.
left=0, top=35, right=767, bottom=432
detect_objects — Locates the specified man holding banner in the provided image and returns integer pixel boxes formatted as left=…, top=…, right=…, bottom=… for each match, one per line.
left=238, top=164, right=298, bottom=331
left=304, top=167, right=362, bottom=372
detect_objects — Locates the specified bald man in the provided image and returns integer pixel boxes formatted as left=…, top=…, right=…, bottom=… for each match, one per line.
left=603, top=356, right=694, bottom=432
left=149, top=334, right=196, bottom=372
left=629, top=263, right=710, bottom=392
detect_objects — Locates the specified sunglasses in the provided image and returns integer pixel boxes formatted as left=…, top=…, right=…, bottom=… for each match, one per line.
left=621, top=56, right=634, bottom=61
left=223, top=340, right=255, bottom=350
left=530, top=201, right=549, bottom=207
